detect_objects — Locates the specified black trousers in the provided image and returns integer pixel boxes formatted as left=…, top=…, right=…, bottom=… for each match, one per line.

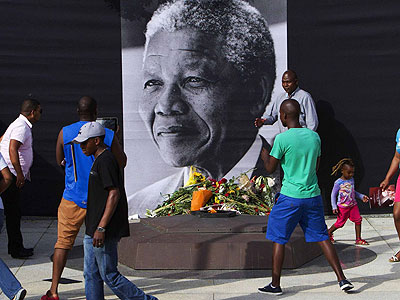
left=2, top=175, right=24, bottom=253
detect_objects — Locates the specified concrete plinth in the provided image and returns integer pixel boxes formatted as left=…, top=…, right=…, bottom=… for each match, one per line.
left=118, top=215, right=322, bottom=270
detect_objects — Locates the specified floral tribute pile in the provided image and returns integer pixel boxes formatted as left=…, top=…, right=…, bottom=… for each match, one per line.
left=146, top=168, right=276, bottom=218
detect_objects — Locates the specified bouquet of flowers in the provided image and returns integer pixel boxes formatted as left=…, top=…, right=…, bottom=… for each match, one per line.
left=146, top=168, right=275, bottom=217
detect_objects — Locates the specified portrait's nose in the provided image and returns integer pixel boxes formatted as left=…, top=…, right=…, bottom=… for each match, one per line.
left=155, top=84, right=188, bottom=116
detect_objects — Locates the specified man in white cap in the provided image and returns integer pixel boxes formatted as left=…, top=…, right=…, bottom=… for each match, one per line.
left=73, top=122, right=157, bottom=300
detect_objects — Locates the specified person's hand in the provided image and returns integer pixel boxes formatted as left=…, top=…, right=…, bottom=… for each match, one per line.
left=254, top=118, right=265, bottom=128
left=93, top=230, right=105, bottom=248
left=332, top=209, right=338, bottom=214
left=115, top=124, right=121, bottom=136
left=260, top=147, right=270, bottom=163
left=362, top=195, right=369, bottom=203
left=380, top=179, right=389, bottom=190
left=16, top=173, right=25, bottom=189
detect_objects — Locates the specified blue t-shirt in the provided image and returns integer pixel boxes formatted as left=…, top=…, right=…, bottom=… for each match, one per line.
left=396, top=129, right=400, bottom=154
left=62, top=121, right=114, bottom=208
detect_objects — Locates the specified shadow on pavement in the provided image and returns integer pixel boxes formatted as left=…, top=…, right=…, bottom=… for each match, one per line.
left=58, top=242, right=376, bottom=280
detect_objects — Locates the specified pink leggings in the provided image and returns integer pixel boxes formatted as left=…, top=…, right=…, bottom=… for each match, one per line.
left=334, top=205, right=362, bottom=228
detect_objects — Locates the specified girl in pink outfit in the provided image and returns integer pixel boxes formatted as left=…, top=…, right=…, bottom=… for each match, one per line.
left=328, top=158, right=369, bottom=245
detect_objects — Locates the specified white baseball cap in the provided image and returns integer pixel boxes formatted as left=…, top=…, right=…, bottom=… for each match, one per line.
left=72, top=121, right=105, bottom=143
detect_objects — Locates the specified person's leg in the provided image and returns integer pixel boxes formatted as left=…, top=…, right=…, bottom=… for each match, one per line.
left=328, top=224, right=338, bottom=235
left=0, top=258, right=23, bottom=299
left=318, top=239, right=346, bottom=281
left=348, top=205, right=367, bottom=244
left=393, top=202, right=400, bottom=239
left=44, top=199, right=86, bottom=298
left=42, top=248, right=69, bottom=299
left=271, top=242, right=285, bottom=287
left=0, top=210, right=25, bottom=299
left=95, top=237, right=157, bottom=300
left=391, top=202, right=400, bottom=260
left=301, top=196, right=346, bottom=282
left=329, top=207, right=350, bottom=239
left=83, top=235, right=104, bottom=300
left=262, top=194, right=301, bottom=294
left=2, top=176, right=24, bottom=254
left=355, top=223, right=362, bottom=240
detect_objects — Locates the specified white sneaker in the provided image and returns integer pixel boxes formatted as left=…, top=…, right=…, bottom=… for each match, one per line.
left=13, top=288, right=26, bottom=300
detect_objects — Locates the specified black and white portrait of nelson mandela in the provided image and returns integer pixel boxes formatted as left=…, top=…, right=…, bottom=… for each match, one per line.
left=121, top=0, right=287, bottom=216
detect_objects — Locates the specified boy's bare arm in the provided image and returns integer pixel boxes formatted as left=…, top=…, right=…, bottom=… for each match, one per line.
left=55, top=129, right=65, bottom=167
left=111, top=135, right=127, bottom=169
left=261, top=148, right=279, bottom=174
left=92, top=187, right=120, bottom=247
left=9, top=139, right=24, bottom=188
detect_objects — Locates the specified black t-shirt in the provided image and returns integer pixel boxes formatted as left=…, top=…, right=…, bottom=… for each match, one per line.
left=85, top=149, right=129, bottom=239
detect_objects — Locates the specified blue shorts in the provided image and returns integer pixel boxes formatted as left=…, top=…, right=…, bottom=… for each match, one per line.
left=266, top=193, right=329, bottom=244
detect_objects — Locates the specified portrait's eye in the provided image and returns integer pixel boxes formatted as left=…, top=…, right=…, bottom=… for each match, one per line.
left=182, top=76, right=210, bottom=89
left=144, top=79, right=163, bottom=90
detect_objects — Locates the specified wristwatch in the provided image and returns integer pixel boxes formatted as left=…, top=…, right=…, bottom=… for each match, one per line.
left=97, top=227, right=106, bottom=233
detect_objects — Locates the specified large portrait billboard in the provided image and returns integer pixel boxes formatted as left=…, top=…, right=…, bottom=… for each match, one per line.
left=121, top=0, right=287, bottom=216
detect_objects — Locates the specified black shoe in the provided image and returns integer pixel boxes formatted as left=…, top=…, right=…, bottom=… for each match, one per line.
left=8, top=247, right=33, bottom=255
left=339, top=279, right=354, bottom=292
left=258, top=283, right=283, bottom=295
left=10, top=248, right=33, bottom=259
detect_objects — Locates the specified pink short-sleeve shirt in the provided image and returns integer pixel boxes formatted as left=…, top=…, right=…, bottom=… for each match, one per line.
left=0, top=114, right=33, bottom=180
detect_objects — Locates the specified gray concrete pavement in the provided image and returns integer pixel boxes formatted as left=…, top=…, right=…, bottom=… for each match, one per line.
left=1, top=215, right=400, bottom=299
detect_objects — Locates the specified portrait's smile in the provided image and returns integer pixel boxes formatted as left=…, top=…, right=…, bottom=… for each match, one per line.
left=155, top=124, right=198, bottom=137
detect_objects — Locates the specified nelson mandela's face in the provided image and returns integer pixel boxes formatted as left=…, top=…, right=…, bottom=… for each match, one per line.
left=140, top=29, right=255, bottom=167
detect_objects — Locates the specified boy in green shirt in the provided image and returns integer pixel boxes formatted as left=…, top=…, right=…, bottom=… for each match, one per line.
left=258, top=99, right=353, bottom=295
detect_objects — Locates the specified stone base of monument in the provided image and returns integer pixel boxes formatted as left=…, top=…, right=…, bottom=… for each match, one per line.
left=118, top=215, right=322, bottom=270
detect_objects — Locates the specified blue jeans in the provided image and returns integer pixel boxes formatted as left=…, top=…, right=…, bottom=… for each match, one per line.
left=0, top=209, right=23, bottom=299
left=83, top=235, right=157, bottom=300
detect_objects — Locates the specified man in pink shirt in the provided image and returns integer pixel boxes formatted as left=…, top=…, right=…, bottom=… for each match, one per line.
left=0, top=98, right=42, bottom=258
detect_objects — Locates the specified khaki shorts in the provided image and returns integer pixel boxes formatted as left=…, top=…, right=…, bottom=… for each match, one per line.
left=55, top=197, right=86, bottom=250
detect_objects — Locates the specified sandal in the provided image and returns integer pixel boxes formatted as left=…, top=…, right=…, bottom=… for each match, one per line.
left=355, top=239, right=369, bottom=245
left=389, top=250, right=400, bottom=263
left=41, top=291, right=59, bottom=300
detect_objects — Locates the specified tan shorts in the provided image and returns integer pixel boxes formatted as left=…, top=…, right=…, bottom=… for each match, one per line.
left=55, top=197, right=86, bottom=250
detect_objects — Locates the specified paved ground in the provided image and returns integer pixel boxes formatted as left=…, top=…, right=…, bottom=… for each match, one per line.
left=1, top=215, right=400, bottom=299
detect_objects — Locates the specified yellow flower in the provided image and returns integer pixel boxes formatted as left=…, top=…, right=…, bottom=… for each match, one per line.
left=185, top=166, right=205, bottom=186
